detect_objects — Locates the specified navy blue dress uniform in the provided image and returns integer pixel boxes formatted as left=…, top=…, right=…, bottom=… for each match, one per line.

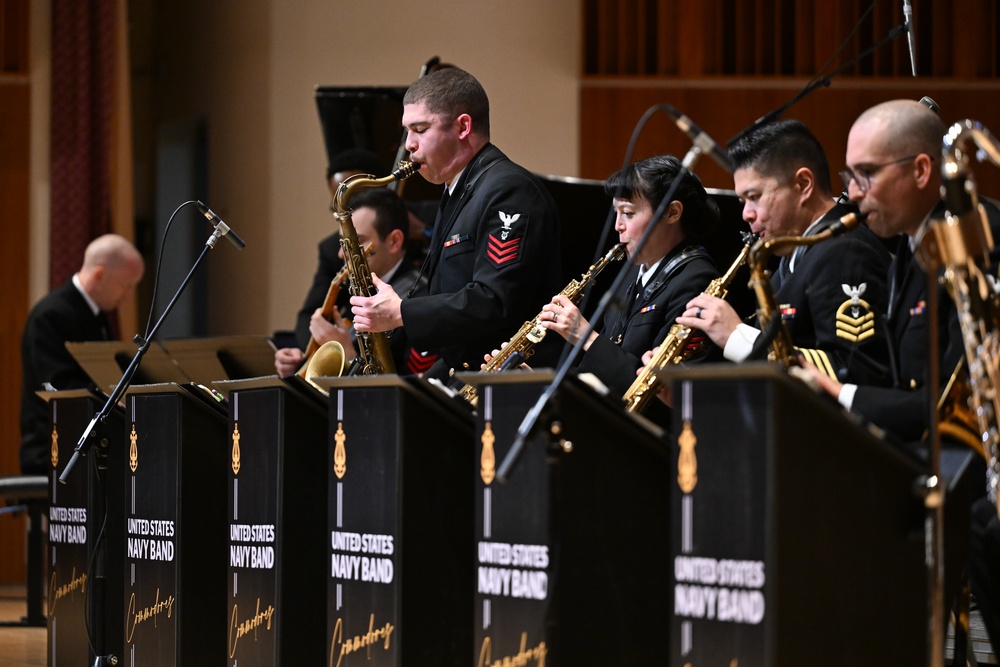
left=851, top=199, right=1000, bottom=442
left=579, top=244, right=719, bottom=403
left=769, top=202, right=892, bottom=385
left=20, top=280, right=112, bottom=474
left=401, top=144, right=562, bottom=372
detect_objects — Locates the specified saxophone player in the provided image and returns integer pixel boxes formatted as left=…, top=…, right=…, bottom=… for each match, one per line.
left=349, top=67, right=562, bottom=376
left=538, top=154, right=721, bottom=427
left=677, top=120, right=892, bottom=385
left=806, top=100, right=1000, bottom=652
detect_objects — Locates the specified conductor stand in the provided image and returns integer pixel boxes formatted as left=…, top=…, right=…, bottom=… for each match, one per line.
left=58, top=204, right=244, bottom=667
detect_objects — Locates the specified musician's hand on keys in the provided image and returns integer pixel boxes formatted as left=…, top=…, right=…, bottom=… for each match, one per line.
left=482, top=344, right=532, bottom=371
left=350, top=274, right=403, bottom=332
left=542, top=294, right=598, bottom=349
left=676, top=294, right=742, bottom=349
left=638, top=346, right=673, bottom=407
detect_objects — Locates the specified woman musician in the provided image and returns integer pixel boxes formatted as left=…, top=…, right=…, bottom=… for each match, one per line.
left=539, top=155, right=721, bottom=427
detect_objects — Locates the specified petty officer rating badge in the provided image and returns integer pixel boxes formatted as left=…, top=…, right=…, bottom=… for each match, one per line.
left=835, top=282, right=875, bottom=343
left=488, top=210, right=526, bottom=268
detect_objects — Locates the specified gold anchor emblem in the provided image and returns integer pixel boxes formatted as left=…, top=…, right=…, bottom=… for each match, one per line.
left=677, top=420, right=698, bottom=494
left=333, top=421, right=347, bottom=479
left=129, top=424, right=138, bottom=473
left=231, top=424, right=241, bottom=475
left=480, top=422, right=496, bottom=485
left=50, top=425, right=59, bottom=468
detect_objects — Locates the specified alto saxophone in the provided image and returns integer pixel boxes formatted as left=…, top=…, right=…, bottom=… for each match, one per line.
left=332, top=161, right=419, bottom=375
left=918, top=119, right=1000, bottom=517
left=623, top=233, right=755, bottom=414
left=457, top=242, right=627, bottom=405
left=750, top=211, right=864, bottom=367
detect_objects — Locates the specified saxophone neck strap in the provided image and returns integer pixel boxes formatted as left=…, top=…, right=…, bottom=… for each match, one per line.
left=641, top=245, right=712, bottom=301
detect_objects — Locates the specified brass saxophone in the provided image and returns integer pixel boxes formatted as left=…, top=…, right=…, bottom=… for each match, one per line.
left=623, top=233, right=755, bottom=413
left=750, top=211, right=865, bottom=367
left=457, top=242, right=627, bottom=405
left=295, top=242, right=373, bottom=381
left=917, top=119, right=1000, bottom=517
left=332, top=161, right=419, bottom=375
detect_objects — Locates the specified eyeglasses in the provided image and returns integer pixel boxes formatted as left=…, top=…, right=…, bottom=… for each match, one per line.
left=839, top=155, right=919, bottom=194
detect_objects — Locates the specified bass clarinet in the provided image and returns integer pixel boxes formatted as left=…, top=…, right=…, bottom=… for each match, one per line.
left=331, top=161, right=419, bottom=375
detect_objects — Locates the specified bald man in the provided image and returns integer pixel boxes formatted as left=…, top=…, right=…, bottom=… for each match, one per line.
left=807, top=99, right=1000, bottom=652
left=19, top=234, right=144, bottom=474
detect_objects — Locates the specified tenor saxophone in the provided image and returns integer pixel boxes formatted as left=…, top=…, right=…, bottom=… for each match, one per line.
left=623, top=233, right=755, bottom=414
left=919, top=119, right=1000, bottom=517
left=457, top=243, right=627, bottom=405
left=332, top=161, right=419, bottom=375
left=750, top=211, right=864, bottom=367
left=295, top=242, right=373, bottom=380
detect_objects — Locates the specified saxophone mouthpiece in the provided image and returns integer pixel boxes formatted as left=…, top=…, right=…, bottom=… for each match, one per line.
left=830, top=211, right=866, bottom=237
left=393, top=161, right=421, bottom=180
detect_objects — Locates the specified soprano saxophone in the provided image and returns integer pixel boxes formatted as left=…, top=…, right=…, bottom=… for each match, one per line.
left=332, top=161, right=419, bottom=375
left=750, top=211, right=864, bottom=367
left=457, top=242, right=627, bottom=405
left=623, top=233, right=755, bottom=413
left=917, top=119, right=1000, bottom=517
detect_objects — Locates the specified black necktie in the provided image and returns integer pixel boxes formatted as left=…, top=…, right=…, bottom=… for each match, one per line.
left=771, top=255, right=790, bottom=293
left=888, top=242, right=913, bottom=322
left=431, top=187, right=451, bottom=243
left=608, top=272, right=642, bottom=343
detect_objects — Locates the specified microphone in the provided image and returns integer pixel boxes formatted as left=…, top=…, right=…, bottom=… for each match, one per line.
left=667, top=107, right=735, bottom=173
left=903, top=0, right=916, bottom=76
left=196, top=201, right=246, bottom=250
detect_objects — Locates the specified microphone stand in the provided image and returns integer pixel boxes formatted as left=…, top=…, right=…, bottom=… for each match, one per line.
left=726, top=21, right=907, bottom=148
left=57, top=224, right=232, bottom=667
left=496, top=159, right=694, bottom=482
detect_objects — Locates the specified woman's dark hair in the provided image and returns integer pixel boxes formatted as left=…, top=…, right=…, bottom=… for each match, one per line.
left=605, top=154, right=720, bottom=244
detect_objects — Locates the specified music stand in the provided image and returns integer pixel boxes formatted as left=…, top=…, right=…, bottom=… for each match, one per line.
left=161, top=335, right=277, bottom=386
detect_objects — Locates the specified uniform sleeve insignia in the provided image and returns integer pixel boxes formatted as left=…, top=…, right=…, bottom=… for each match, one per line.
left=407, top=349, right=439, bottom=375
left=836, top=282, right=876, bottom=343
left=488, top=210, right=526, bottom=268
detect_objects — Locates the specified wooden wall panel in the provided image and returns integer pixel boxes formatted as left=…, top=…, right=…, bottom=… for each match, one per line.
left=579, top=81, right=1000, bottom=196
left=0, top=0, right=30, bottom=586
left=0, top=81, right=31, bottom=584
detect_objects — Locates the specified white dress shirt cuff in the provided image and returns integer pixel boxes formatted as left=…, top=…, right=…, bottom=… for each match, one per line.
left=838, top=383, right=858, bottom=410
left=723, top=323, right=760, bottom=363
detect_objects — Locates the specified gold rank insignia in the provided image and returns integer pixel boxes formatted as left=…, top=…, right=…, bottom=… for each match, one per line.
left=677, top=420, right=698, bottom=494
left=836, top=283, right=875, bottom=343
left=50, top=425, right=59, bottom=468
left=129, top=424, right=138, bottom=473
left=333, top=421, right=347, bottom=479
left=480, top=422, right=496, bottom=485
left=231, top=424, right=241, bottom=475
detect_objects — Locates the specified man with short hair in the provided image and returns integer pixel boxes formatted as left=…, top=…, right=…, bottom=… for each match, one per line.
left=348, top=67, right=562, bottom=375
left=20, top=234, right=144, bottom=474
left=809, top=99, right=1000, bottom=652
left=678, top=119, right=891, bottom=385
left=274, top=188, right=425, bottom=375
